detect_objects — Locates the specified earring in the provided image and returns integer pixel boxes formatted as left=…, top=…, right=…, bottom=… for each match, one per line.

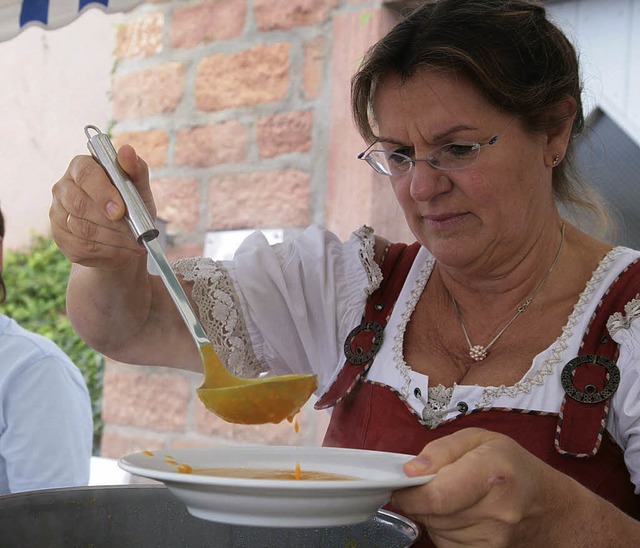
left=552, top=155, right=561, bottom=167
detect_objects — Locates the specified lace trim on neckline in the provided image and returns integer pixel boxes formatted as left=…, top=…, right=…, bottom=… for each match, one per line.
left=392, top=254, right=434, bottom=398
left=354, top=226, right=383, bottom=295
left=392, top=246, right=628, bottom=408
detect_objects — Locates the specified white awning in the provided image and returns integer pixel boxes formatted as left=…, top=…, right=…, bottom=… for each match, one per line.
left=0, top=0, right=144, bottom=42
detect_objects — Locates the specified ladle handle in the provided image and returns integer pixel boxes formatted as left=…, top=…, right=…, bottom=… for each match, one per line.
left=84, top=125, right=211, bottom=349
left=84, top=125, right=159, bottom=243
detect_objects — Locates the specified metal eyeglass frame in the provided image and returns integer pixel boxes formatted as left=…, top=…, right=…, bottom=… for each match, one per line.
left=358, top=116, right=520, bottom=176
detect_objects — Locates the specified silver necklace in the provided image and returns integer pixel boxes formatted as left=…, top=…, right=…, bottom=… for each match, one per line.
left=450, top=222, right=565, bottom=362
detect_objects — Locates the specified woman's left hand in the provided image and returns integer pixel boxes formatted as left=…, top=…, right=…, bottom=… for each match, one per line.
left=391, top=428, right=569, bottom=547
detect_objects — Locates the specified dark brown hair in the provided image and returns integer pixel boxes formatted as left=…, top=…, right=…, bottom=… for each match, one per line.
left=352, top=0, right=609, bottom=229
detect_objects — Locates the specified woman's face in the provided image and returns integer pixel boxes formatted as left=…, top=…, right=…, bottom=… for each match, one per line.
left=372, top=70, right=555, bottom=271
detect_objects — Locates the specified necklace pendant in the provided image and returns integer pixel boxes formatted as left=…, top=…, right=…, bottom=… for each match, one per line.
left=469, top=345, right=487, bottom=361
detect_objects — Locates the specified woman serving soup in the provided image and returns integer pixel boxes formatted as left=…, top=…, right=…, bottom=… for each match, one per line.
left=50, top=0, right=640, bottom=545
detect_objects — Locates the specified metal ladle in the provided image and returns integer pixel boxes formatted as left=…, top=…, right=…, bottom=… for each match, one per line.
left=85, top=125, right=318, bottom=424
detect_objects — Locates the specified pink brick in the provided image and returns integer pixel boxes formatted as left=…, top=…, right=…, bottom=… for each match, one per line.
left=175, top=122, right=248, bottom=166
left=171, top=0, right=247, bottom=47
left=255, top=0, right=338, bottom=31
left=207, top=169, right=310, bottom=229
left=195, top=43, right=291, bottom=111
left=150, top=177, right=200, bottom=233
left=112, top=129, right=168, bottom=168
left=257, top=110, right=313, bottom=158
left=303, top=35, right=325, bottom=99
left=194, top=398, right=327, bottom=446
left=115, top=10, right=164, bottom=59
left=100, top=427, right=167, bottom=459
left=114, top=62, right=185, bottom=119
left=101, top=363, right=191, bottom=432
left=168, top=437, right=221, bottom=449
left=194, top=400, right=301, bottom=445
left=324, top=7, right=396, bottom=241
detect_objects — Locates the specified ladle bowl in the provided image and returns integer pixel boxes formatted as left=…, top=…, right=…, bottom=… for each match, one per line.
left=197, top=342, right=318, bottom=424
left=197, top=374, right=319, bottom=424
left=85, top=125, right=318, bottom=425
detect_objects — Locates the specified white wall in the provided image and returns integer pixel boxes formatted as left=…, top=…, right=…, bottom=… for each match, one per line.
left=549, top=0, right=640, bottom=144
left=0, top=9, right=125, bottom=250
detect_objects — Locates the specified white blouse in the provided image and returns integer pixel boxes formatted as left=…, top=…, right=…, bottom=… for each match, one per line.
left=173, top=225, right=640, bottom=491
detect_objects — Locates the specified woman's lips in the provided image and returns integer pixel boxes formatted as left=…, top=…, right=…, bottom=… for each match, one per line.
left=423, top=212, right=468, bottom=226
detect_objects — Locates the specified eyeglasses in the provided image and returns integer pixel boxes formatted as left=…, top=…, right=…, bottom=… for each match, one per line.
left=358, top=117, right=519, bottom=176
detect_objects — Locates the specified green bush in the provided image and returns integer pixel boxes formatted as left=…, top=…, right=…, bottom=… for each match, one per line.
left=2, top=235, right=104, bottom=454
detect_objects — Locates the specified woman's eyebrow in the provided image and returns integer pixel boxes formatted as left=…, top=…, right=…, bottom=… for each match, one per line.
left=376, top=124, right=479, bottom=146
left=431, top=124, right=478, bottom=142
left=375, top=136, right=406, bottom=146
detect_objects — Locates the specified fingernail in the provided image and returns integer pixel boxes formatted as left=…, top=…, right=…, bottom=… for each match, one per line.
left=404, top=456, right=432, bottom=476
left=106, top=201, right=120, bottom=219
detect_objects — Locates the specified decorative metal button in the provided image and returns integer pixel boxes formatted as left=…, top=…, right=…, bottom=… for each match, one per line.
left=343, top=321, right=384, bottom=365
left=560, top=354, right=620, bottom=404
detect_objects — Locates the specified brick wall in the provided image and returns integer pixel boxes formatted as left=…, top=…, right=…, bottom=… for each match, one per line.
left=100, top=0, right=413, bottom=458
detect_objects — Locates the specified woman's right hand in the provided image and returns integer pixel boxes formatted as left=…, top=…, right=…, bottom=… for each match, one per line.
left=49, top=144, right=155, bottom=270
left=392, top=428, right=640, bottom=547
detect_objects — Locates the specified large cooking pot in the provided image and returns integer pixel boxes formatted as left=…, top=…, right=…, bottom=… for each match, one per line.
left=0, top=484, right=419, bottom=547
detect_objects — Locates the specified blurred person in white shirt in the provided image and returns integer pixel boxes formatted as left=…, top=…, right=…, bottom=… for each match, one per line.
left=0, top=206, right=92, bottom=494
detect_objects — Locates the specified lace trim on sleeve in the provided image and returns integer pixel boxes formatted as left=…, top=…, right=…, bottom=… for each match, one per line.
left=608, top=298, right=640, bottom=336
left=354, top=226, right=383, bottom=296
left=172, top=257, right=267, bottom=378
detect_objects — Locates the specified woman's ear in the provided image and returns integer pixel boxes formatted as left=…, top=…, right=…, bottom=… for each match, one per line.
left=543, top=96, right=577, bottom=167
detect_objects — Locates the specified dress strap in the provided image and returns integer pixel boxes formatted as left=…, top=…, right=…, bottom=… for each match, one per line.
left=555, top=259, right=640, bottom=457
left=315, top=241, right=421, bottom=410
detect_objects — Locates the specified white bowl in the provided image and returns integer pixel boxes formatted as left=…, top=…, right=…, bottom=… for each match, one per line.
left=119, top=445, right=434, bottom=528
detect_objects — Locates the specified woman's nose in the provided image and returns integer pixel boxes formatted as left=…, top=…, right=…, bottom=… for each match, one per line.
left=409, top=161, right=452, bottom=201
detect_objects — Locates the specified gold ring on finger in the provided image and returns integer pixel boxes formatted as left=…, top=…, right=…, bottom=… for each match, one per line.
left=66, top=213, right=72, bottom=230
